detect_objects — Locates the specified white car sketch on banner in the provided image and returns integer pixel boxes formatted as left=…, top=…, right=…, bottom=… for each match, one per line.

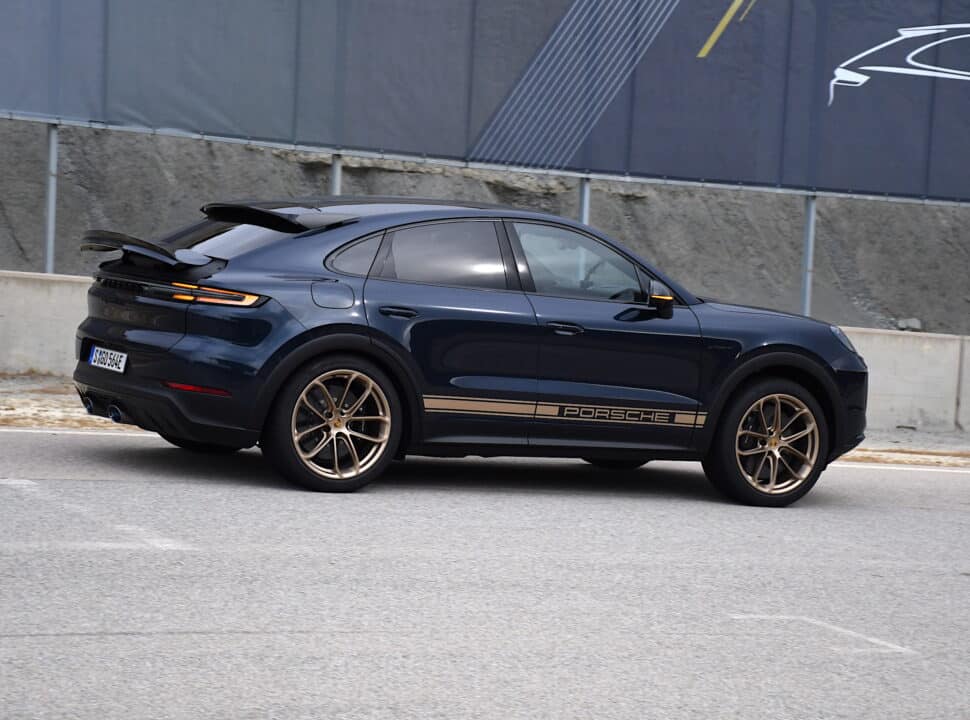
left=830, top=23, right=970, bottom=105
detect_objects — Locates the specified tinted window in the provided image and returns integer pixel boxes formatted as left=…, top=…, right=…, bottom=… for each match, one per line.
left=329, top=235, right=382, bottom=275
left=512, top=223, right=642, bottom=301
left=379, top=221, right=506, bottom=290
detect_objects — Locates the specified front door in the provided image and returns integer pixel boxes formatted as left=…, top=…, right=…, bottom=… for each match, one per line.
left=364, top=219, right=539, bottom=446
left=506, top=220, right=703, bottom=451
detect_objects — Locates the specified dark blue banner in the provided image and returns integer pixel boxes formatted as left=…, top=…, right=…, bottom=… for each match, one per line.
left=1, top=0, right=968, bottom=200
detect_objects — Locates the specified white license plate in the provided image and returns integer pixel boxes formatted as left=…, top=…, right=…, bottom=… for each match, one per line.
left=89, top=346, right=127, bottom=373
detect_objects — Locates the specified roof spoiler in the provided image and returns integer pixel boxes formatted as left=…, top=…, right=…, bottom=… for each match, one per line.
left=80, top=231, right=211, bottom=267
left=200, top=203, right=358, bottom=233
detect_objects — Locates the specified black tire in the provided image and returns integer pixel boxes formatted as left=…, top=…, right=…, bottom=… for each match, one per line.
left=582, top=457, right=649, bottom=470
left=160, top=434, right=242, bottom=454
left=702, top=377, right=829, bottom=507
left=260, top=354, right=402, bottom=492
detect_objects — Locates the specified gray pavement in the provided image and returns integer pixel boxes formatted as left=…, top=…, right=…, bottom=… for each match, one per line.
left=1, top=428, right=968, bottom=719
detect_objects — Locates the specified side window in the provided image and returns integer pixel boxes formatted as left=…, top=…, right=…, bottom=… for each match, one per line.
left=379, top=221, right=507, bottom=290
left=512, top=222, right=642, bottom=302
left=328, top=234, right=382, bottom=276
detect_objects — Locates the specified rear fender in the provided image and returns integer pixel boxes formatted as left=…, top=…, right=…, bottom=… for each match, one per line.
left=251, top=328, right=423, bottom=443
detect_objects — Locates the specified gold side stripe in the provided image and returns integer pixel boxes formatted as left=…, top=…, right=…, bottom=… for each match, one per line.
left=423, top=395, right=707, bottom=428
left=423, top=397, right=535, bottom=415
left=424, top=408, right=534, bottom=419
left=545, top=415, right=698, bottom=428
left=423, top=394, right=531, bottom=405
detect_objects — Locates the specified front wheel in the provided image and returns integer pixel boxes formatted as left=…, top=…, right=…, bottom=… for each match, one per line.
left=261, top=355, right=402, bottom=492
left=703, top=378, right=828, bottom=507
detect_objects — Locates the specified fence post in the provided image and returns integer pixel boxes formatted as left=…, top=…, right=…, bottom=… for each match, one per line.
left=330, top=153, right=343, bottom=196
left=44, top=123, right=59, bottom=274
left=578, top=176, right=591, bottom=224
left=800, top=194, right=817, bottom=316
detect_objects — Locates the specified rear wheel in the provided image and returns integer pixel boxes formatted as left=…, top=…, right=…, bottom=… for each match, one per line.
left=582, top=458, right=649, bottom=470
left=702, top=378, right=828, bottom=507
left=160, top=434, right=242, bottom=454
left=261, top=355, right=402, bottom=492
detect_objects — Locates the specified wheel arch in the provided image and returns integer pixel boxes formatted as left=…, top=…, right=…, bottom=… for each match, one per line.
left=697, top=350, right=843, bottom=461
left=251, top=327, right=423, bottom=449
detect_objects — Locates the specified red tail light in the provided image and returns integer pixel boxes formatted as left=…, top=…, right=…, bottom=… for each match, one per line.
left=163, top=381, right=232, bottom=397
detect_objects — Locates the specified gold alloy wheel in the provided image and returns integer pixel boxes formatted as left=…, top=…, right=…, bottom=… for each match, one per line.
left=735, top=393, right=819, bottom=495
left=290, top=369, right=392, bottom=480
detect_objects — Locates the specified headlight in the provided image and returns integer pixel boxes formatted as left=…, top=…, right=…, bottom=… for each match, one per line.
left=830, top=325, right=856, bottom=353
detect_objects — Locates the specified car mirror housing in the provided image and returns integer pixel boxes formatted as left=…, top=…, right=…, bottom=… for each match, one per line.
left=647, top=279, right=675, bottom=318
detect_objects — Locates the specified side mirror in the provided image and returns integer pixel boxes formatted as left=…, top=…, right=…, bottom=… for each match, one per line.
left=647, top=280, right=675, bottom=318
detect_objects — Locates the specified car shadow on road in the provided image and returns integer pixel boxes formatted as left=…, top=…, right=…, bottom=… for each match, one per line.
left=80, top=444, right=725, bottom=501
left=79, top=445, right=295, bottom=491
left=380, top=457, right=723, bottom=502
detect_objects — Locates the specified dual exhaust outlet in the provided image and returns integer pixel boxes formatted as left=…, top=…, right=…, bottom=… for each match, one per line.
left=80, top=394, right=130, bottom=424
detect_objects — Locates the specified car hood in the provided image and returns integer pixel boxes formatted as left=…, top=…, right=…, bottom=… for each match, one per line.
left=700, top=300, right=828, bottom=326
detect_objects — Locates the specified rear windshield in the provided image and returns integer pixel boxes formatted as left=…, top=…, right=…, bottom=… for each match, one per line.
left=154, top=214, right=303, bottom=260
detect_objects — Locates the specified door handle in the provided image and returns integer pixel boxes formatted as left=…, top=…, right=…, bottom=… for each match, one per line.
left=379, top=305, right=418, bottom=319
left=546, top=321, right=584, bottom=336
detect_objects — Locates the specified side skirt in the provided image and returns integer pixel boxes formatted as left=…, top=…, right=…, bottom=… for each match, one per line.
left=407, top=442, right=702, bottom=462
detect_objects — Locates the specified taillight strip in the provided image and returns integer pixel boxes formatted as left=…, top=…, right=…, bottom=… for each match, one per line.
left=169, top=282, right=261, bottom=306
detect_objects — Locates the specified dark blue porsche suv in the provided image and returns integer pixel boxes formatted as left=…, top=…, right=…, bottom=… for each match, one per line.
left=74, top=198, right=867, bottom=506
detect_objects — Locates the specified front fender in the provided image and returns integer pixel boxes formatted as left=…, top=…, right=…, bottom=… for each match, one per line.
left=695, top=349, right=843, bottom=456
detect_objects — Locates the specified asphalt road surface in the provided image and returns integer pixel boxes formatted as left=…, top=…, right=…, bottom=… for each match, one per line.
left=1, top=428, right=968, bottom=720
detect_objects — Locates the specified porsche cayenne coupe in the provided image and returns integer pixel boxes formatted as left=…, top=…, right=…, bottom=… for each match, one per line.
left=74, top=198, right=868, bottom=506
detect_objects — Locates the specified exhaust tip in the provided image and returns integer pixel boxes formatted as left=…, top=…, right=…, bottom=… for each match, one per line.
left=106, top=405, right=124, bottom=423
left=81, top=395, right=95, bottom=414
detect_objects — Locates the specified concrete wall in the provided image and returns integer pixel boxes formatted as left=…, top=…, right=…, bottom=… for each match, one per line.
left=3, top=119, right=970, bottom=335
left=960, top=337, right=970, bottom=431
left=0, top=270, right=966, bottom=431
left=0, top=271, right=89, bottom=376
left=844, top=328, right=963, bottom=431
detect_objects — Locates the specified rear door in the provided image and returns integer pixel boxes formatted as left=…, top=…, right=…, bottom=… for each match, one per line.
left=506, top=220, right=704, bottom=451
left=363, top=219, right=539, bottom=446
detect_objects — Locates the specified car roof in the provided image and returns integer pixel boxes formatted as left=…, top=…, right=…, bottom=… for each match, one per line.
left=213, top=196, right=700, bottom=305
left=225, top=196, right=565, bottom=222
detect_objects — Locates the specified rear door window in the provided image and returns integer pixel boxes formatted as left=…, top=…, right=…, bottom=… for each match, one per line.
left=377, top=221, right=507, bottom=290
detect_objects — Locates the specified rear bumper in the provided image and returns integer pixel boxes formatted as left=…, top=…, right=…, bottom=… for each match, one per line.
left=74, top=364, right=260, bottom=448
left=72, top=296, right=308, bottom=446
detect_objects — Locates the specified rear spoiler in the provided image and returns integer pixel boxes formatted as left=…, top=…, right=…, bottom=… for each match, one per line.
left=80, top=231, right=211, bottom=267
left=80, top=205, right=357, bottom=266
left=200, top=203, right=358, bottom=233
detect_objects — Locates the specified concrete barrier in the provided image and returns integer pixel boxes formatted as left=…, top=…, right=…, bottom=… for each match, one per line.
left=959, top=337, right=969, bottom=431
left=0, top=270, right=967, bottom=431
left=843, top=327, right=963, bottom=430
left=0, top=270, right=90, bottom=376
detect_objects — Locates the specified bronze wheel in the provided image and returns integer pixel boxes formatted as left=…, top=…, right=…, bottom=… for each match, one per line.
left=291, top=369, right=392, bottom=480
left=735, top=393, right=819, bottom=495
left=703, top=378, right=828, bottom=507
left=262, top=355, right=401, bottom=492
